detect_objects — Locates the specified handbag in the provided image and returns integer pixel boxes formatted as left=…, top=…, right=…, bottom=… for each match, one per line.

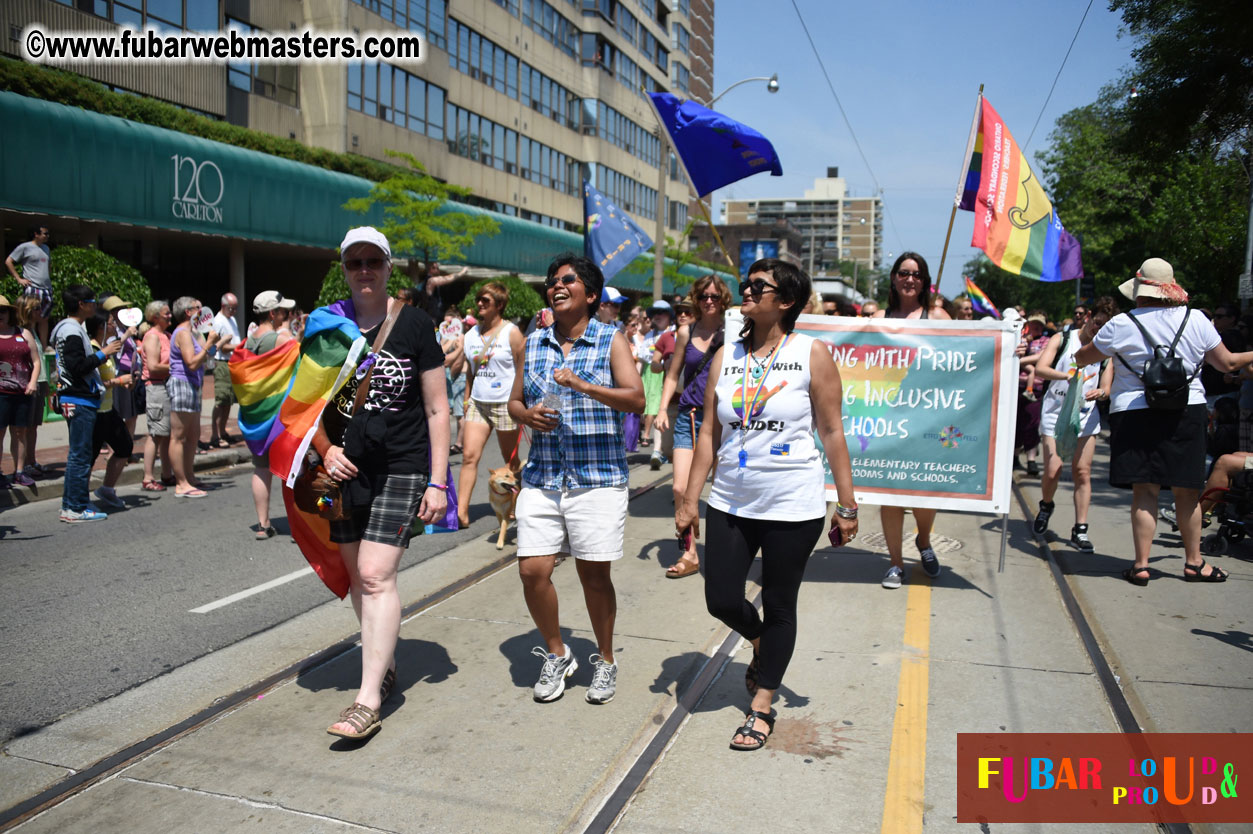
left=293, top=301, right=401, bottom=521
left=1054, top=374, right=1083, bottom=459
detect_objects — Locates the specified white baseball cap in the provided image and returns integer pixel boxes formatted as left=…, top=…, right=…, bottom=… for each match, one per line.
left=339, top=226, right=392, bottom=260
left=253, top=291, right=296, bottom=314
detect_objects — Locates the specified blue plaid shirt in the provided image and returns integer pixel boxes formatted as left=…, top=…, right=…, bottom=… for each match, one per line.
left=521, top=318, right=629, bottom=490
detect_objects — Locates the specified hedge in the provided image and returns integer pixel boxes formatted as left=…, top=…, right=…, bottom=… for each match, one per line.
left=1, top=246, right=152, bottom=322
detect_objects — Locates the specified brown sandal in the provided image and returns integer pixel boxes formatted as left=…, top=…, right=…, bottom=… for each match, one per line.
left=381, top=667, right=397, bottom=702
left=326, top=703, right=381, bottom=740
left=666, top=556, right=700, bottom=579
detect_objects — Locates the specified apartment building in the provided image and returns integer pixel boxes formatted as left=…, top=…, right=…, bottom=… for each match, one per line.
left=720, top=167, right=883, bottom=276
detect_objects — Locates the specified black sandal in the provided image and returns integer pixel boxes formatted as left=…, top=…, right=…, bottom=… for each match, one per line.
left=1122, top=567, right=1151, bottom=586
left=745, top=649, right=760, bottom=696
left=1183, top=560, right=1228, bottom=583
left=729, top=710, right=775, bottom=751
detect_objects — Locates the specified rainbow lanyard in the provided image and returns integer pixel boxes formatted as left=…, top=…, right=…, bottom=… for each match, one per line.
left=738, top=333, right=791, bottom=469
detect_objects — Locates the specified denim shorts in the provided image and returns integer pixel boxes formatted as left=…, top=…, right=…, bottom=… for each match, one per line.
left=673, top=406, right=703, bottom=451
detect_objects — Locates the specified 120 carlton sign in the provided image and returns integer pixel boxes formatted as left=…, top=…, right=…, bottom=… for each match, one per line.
left=170, top=154, right=224, bottom=225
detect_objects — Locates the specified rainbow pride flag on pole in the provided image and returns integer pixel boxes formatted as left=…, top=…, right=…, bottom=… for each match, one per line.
left=956, top=96, right=1083, bottom=283
left=963, top=276, right=1000, bottom=319
left=266, top=301, right=367, bottom=599
left=229, top=339, right=300, bottom=456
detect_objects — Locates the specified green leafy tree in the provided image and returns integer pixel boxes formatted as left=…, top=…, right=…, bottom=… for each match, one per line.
left=2, top=246, right=152, bottom=321
left=961, top=254, right=1079, bottom=321
left=456, top=275, right=546, bottom=322
left=315, top=261, right=414, bottom=309
left=341, top=150, right=501, bottom=268
left=620, top=220, right=728, bottom=292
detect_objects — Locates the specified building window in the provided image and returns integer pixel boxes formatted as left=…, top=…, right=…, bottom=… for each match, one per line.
left=348, top=62, right=446, bottom=141
left=226, top=19, right=299, bottom=106
left=522, top=0, right=579, bottom=58
left=351, top=0, right=446, bottom=49
left=491, top=0, right=520, bottom=14
left=672, top=61, right=689, bottom=94
left=673, top=22, right=689, bottom=56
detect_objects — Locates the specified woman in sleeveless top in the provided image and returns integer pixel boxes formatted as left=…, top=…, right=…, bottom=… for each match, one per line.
left=457, top=280, right=524, bottom=527
left=676, top=259, right=858, bottom=751
left=0, top=294, right=41, bottom=490
left=140, top=300, right=174, bottom=491
left=1031, top=297, right=1116, bottom=552
left=655, top=274, right=731, bottom=578
left=244, top=293, right=295, bottom=540
left=168, top=296, right=220, bottom=497
left=872, top=252, right=950, bottom=589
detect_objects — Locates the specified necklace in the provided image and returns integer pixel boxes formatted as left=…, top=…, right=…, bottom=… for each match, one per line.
left=748, top=337, right=782, bottom=380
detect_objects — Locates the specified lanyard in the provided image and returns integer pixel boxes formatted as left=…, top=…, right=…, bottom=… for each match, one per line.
left=738, top=333, right=790, bottom=468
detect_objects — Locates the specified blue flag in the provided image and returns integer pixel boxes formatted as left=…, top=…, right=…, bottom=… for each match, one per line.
left=648, top=92, right=783, bottom=197
left=583, top=179, right=653, bottom=282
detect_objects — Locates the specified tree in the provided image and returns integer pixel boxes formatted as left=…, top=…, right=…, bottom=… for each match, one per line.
left=619, top=219, right=728, bottom=292
left=455, top=275, right=546, bottom=322
left=961, top=254, right=1079, bottom=321
left=341, top=150, right=500, bottom=269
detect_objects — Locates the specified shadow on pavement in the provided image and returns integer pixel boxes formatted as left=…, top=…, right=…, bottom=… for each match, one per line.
left=498, top=628, right=601, bottom=691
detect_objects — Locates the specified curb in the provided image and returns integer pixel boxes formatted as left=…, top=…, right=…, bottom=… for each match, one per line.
left=0, top=448, right=254, bottom=510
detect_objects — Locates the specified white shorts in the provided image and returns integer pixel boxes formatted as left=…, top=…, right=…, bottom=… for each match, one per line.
left=1040, top=387, right=1101, bottom=439
left=515, top=485, right=628, bottom=561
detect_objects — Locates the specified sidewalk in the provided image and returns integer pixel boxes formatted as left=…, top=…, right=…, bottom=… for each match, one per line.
left=0, top=378, right=248, bottom=509
left=8, top=441, right=1240, bottom=832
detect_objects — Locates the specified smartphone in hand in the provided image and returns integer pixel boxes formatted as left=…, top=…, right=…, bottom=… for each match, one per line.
left=678, top=529, right=692, bottom=551
left=828, top=524, right=843, bottom=548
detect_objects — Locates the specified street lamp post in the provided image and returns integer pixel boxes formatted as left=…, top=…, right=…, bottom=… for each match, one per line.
left=652, top=74, right=781, bottom=300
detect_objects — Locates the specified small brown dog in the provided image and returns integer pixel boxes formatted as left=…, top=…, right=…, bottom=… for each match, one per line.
left=486, top=465, right=521, bottom=549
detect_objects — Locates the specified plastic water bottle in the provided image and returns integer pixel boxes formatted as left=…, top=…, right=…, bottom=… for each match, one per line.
left=542, top=376, right=564, bottom=420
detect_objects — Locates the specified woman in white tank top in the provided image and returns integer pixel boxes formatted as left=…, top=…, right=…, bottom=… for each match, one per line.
left=675, top=258, right=859, bottom=752
left=457, top=281, right=524, bottom=527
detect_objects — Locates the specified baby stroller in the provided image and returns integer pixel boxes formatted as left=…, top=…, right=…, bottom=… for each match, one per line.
left=1200, top=468, right=1253, bottom=556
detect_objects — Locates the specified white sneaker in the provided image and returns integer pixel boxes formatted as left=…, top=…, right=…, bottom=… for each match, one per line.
left=585, top=655, right=617, bottom=705
left=531, top=646, right=577, bottom=702
left=881, top=565, right=904, bottom=589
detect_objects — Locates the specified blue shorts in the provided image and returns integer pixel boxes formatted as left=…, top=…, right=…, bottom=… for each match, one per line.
left=673, top=406, right=703, bottom=451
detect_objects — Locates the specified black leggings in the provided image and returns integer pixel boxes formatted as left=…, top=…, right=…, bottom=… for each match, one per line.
left=703, top=505, right=825, bottom=691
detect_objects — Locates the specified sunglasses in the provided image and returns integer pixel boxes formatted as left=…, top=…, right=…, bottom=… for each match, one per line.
left=343, top=257, right=387, bottom=271
left=895, top=270, right=922, bottom=279
left=544, top=273, right=580, bottom=289
left=475, top=296, right=495, bottom=306
left=697, top=292, right=722, bottom=302
left=739, top=279, right=778, bottom=298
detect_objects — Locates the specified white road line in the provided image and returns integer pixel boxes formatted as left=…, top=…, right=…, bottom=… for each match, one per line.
left=189, top=567, right=314, bottom=614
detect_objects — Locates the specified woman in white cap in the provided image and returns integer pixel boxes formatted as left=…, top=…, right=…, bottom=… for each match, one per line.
left=1074, top=258, right=1253, bottom=585
left=316, top=227, right=450, bottom=741
left=244, top=291, right=295, bottom=539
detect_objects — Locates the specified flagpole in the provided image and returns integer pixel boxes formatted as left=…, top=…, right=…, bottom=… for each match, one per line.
left=936, top=84, right=984, bottom=288
left=696, top=198, right=736, bottom=270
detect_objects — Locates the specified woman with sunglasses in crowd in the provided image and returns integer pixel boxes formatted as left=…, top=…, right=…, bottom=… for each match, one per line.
left=676, top=259, right=858, bottom=751
left=509, top=255, right=644, bottom=706
left=456, top=281, right=524, bottom=528
left=655, top=275, right=732, bottom=578
left=872, top=252, right=949, bottom=589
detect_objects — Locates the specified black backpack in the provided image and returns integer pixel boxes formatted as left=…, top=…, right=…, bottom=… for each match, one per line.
left=1116, top=309, right=1199, bottom=410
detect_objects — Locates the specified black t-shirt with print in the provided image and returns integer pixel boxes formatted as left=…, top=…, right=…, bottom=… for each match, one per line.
left=323, top=304, right=444, bottom=478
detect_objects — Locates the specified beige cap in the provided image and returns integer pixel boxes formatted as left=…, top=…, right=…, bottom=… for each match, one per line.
left=1119, top=258, right=1187, bottom=302
left=253, top=291, right=296, bottom=314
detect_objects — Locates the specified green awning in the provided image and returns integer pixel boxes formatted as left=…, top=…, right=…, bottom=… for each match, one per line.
left=0, top=91, right=734, bottom=289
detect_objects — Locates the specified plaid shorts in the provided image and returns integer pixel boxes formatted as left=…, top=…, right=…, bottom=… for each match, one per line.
left=465, top=398, right=517, bottom=431
left=21, top=284, right=52, bottom=318
left=166, top=377, right=201, bottom=413
left=329, top=472, right=429, bottom=548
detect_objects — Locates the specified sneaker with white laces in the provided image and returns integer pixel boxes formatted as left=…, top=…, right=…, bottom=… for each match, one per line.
left=1070, top=523, right=1094, bottom=552
left=917, top=536, right=942, bottom=578
left=531, top=646, right=578, bottom=702
left=881, top=565, right=904, bottom=589
left=649, top=454, right=665, bottom=471
left=1033, top=500, right=1055, bottom=534
left=60, top=507, right=109, bottom=523
left=585, top=654, right=618, bottom=704
left=94, top=487, right=126, bottom=511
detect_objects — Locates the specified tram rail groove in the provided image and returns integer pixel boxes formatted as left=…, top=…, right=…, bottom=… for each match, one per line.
left=0, top=469, right=671, bottom=831
left=1011, top=477, right=1193, bottom=834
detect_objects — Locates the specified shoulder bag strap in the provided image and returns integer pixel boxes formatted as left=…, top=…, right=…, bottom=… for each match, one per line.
left=1116, top=311, right=1157, bottom=380
left=349, top=299, right=402, bottom=416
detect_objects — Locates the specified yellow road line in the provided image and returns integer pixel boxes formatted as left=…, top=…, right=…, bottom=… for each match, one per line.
left=880, top=570, right=932, bottom=834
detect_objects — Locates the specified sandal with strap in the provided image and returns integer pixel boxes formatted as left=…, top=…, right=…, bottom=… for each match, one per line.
left=1183, top=560, right=1228, bottom=583
left=326, top=702, right=381, bottom=740
left=140, top=479, right=167, bottom=492
left=745, top=649, right=760, bottom=696
left=1122, top=567, right=1152, bottom=587
left=729, top=709, right=776, bottom=752
left=381, top=667, right=397, bottom=703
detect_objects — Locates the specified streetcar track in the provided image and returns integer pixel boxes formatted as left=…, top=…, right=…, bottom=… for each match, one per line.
left=0, top=468, right=672, bottom=831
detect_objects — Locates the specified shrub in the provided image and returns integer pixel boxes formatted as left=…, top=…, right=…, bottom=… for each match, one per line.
left=457, top=275, right=546, bottom=322
left=1, top=246, right=152, bottom=321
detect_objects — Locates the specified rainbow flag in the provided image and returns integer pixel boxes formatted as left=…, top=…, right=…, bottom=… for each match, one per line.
left=963, top=276, right=1000, bottom=319
left=956, top=96, right=1083, bottom=283
left=267, top=301, right=367, bottom=599
left=229, top=339, right=300, bottom=456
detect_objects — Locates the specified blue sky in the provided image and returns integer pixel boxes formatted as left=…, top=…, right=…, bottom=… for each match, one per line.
left=708, top=0, right=1138, bottom=296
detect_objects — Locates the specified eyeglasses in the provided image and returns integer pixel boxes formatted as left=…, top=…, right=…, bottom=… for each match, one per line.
left=544, top=273, right=579, bottom=289
left=343, top=257, right=387, bottom=272
left=697, top=293, right=722, bottom=302
left=895, top=270, right=922, bottom=279
left=475, top=296, right=494, bottom=306
left=739, top=279, right=779, bottom=298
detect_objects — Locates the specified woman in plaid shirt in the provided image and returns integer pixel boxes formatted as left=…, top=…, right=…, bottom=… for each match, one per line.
left=508, top=255, right=645, bottom=705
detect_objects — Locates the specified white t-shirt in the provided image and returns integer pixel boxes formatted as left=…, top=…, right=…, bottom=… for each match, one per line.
left=210, top=311, right=240, bottom=360
left=707, top=332, right=827, bottom=521
left=464, top=321, right=517, bottom=403
left=1091, top=307, right=1220, bottom=413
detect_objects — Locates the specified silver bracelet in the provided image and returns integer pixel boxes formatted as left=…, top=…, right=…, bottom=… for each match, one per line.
left=835, top=501, right=859, bottom=519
